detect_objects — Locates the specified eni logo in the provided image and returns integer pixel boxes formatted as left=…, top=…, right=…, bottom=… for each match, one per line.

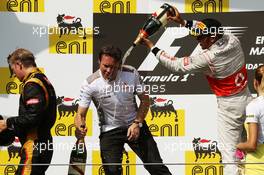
left=192, top=138, right=222, bottom=163
left=93, top=0, right=136, bottom=13
left=185, top=0, right=229, bottom=13
left=0, top=138, right=21, bottom=175
left=49, top=14, right=97, bottom=54
left=51, top=96, right=93, bottom=136
left=92, top=150, right=136, bottom=175
left=56, top=14, right=87, bottom=40
left=146, top=97, right=185, bottom=137
left=0, top=68, right=44, bottom=94
left=185, top=138, right=223, bottom=175
left=0, top=0, right=45, bottom=12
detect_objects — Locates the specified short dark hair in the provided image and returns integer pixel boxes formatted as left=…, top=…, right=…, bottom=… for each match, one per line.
left=201, top=18, right=222, bottom=37
left=7, top=48, right=37, bottom=67
left=98, top=45, right=122, bottom=62
left=201, top=18, right=222, bottom=30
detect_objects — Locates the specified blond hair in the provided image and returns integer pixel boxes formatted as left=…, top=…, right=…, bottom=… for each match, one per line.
left=7, top=48, right=36, bottom=68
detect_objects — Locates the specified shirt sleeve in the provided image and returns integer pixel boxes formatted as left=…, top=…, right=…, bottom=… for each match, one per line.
left=245, top=102, right=259, bottom=123
left=152, top=47, right=210, bottom=74
left=78, top=80, right=93, bottom=108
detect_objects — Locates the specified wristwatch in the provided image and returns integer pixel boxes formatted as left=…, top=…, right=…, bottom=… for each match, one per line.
left=133, top=120, right=143, bottom=128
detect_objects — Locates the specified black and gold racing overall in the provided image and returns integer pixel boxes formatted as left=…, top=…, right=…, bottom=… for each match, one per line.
left=6, top=68, right=56, bottom=175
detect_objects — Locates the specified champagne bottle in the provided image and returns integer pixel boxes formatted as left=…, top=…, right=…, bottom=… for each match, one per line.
left=122, top=3, right=175, bottom=66
left=68, top=126, right=87, bottom=175
left=133, top=3, right=175, bottom=46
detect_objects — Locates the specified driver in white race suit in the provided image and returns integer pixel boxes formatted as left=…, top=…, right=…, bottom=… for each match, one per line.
left=140, top=7, right=252, bottom=175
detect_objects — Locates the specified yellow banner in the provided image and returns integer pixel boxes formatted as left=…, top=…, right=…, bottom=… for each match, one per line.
left=49, top=27, right=93, bottom=54
left=0, top=68, right=44, bottom=94
left=93, top=0, right=136, bottom=13
left=51, top=109, right=93, bottom=136
left=185, top=151, right=223, bottom=175
left=185, top=0, right=229, bottom=13
left=145, top=109, right=185, bottom=137
left=0, top=0, right=44, bottom=12
left=92, top=150, right=136, bottom=175
left=0, top=147, right=21, bottom=175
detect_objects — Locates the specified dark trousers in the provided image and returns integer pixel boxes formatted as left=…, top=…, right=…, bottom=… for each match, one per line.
left=100, top=122, right=172, bottom=175
left=16, top=139, right=53, bottom=175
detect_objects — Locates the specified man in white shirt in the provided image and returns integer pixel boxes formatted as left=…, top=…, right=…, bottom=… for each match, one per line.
left=75, top=45, right=172, bottom=175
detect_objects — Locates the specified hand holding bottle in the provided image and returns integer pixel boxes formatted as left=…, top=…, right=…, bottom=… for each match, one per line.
left=167, top=6, right=185, bottom=26
left=75, top=115, right=87, bottom=139
left=139, top=36, right=154, bottom=49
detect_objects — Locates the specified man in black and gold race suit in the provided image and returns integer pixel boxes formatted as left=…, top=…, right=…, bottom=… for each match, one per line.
left=0, top=48, right=56, bottom=175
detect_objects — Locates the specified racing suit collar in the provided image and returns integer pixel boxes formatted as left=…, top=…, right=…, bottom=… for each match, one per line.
left=22, top=68, right=42, bottom=83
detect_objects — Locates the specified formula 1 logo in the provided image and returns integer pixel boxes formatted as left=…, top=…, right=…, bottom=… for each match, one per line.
left=138, top=27, right=192, bottom=71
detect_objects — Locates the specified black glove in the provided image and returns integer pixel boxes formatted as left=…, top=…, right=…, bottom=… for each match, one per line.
left=0, top=115, right=15, bottom=146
